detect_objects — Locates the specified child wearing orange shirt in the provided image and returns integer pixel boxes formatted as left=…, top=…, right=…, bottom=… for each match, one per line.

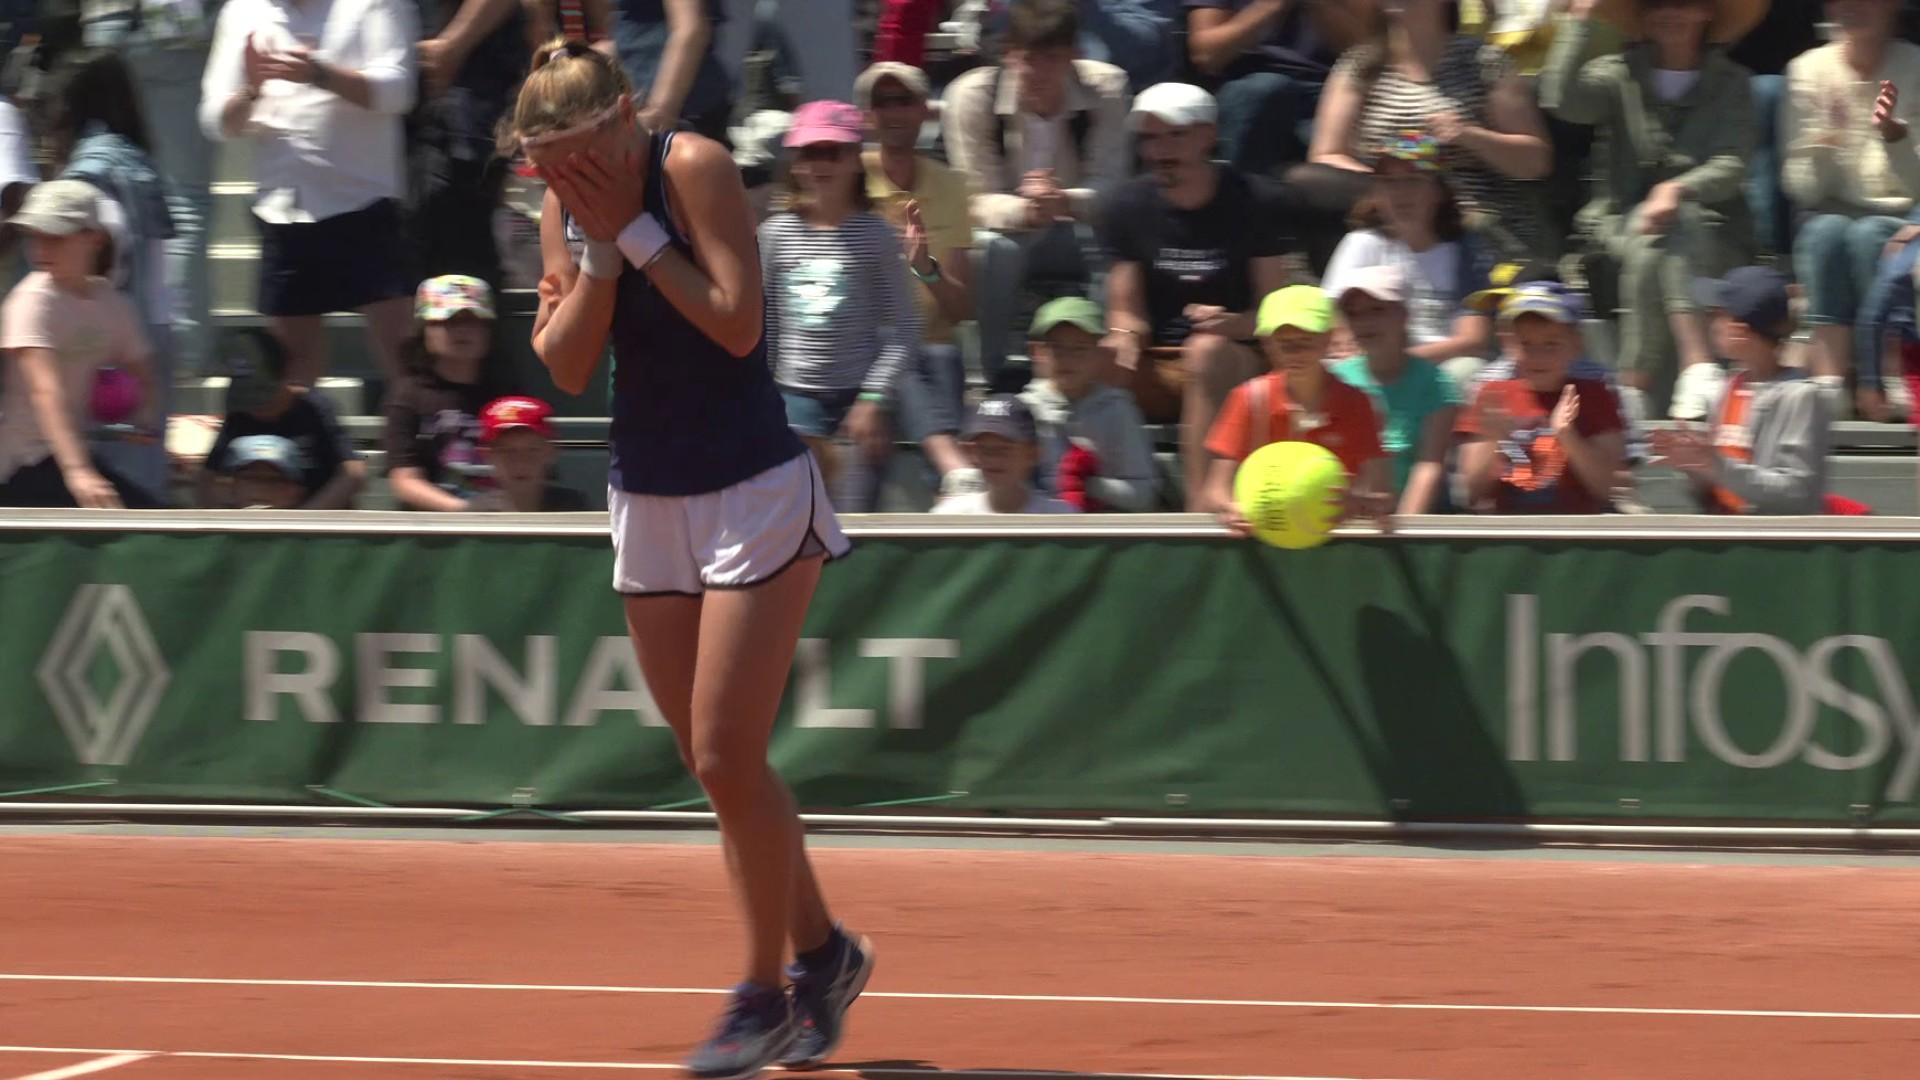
left=1204, top=285, right=1391, bottom=537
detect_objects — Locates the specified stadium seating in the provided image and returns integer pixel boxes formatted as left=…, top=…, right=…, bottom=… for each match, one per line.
left=198, top=121, right=1920, bottom=516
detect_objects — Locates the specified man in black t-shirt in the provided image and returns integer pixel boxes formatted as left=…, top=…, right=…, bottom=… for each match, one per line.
left=1096, top=81, right=1295, bottom=510
left=198, top=329, right=365, bottom=509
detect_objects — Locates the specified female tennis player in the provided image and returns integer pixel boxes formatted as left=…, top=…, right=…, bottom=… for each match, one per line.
left=505, top=40, right=874, bottom=1080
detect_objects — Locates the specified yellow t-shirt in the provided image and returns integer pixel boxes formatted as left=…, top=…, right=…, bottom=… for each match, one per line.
left=864, top=149, right=973, bottom=345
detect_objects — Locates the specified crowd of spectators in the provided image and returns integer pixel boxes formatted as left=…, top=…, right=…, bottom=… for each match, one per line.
left=0, top=0, right=1908, bottom=520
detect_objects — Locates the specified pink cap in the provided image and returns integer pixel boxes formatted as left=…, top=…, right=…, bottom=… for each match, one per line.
left=784, top=100, right=865, bottom=148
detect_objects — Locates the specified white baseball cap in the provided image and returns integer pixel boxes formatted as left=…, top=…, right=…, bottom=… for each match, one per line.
left=854, top=62, right=932, bottom=109
left=1336, top=264, right=1409, bottom=306
left=1128, top=83, right=1218, bottom=131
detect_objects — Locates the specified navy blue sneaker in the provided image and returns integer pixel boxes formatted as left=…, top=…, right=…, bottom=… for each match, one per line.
left=779, top=929, right=875, bottom=1070
left=686, top=983, right=796, bottom=1080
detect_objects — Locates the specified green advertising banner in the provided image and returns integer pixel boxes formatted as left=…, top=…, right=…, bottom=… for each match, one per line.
left=2, top=522, right=1918, bottom=824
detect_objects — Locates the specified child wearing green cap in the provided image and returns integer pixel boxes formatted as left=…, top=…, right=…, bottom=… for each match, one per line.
left=1203, top=285, right=1392, bottom=534
left=1019, top=297, right=1157, bottom=511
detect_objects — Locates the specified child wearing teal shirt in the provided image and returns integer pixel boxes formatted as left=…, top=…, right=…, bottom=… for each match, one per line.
left=1328, top=265, right=1464, bottom=514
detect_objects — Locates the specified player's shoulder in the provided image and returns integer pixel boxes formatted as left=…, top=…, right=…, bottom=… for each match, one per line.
left=663, top=129, right=743, bottom=185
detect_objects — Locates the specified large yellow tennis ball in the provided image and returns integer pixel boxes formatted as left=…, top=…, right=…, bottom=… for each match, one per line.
left=1233, top=441, right=1348, bottom=550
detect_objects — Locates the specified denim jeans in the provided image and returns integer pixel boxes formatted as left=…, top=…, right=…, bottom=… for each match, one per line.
left=1745, top=75, right=1794, bottom=257
left=74, top=23, right=203, bottom=501
left=896, top=342, right=966, bottom=443
left=80, top=32, right=214, bottom=350
left=1858, top=223, right=1920, bottom=388
left=1795, top=213, right=1904, bottom=330
left=1214, top=71, right=1320, bottom=178
left=129, top=44, right=214, bottom=374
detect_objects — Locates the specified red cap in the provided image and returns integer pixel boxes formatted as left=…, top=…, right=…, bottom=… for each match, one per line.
left=480, top=396, right=555, bottom=443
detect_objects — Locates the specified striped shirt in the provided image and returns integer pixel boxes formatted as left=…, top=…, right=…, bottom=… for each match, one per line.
left=1335, top=34, right=1537, bottom=249
left=759, top=210, right=920, bottom=397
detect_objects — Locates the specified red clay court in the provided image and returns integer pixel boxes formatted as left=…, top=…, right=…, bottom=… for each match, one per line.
left=4, top=828, right=1919, bottom=1079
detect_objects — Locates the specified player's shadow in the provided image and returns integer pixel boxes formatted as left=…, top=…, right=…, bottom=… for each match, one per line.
left=1240, top=541, right=1528, bottom=825
left=1351, top=547, right=1529, bottom=821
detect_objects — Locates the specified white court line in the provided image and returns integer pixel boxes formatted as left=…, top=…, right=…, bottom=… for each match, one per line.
left=1, top=973, right=1917, bottom=1022
left=6, top=1054, right=149, bottom=1080
left=0, top=1048, right=1412, bottom=1080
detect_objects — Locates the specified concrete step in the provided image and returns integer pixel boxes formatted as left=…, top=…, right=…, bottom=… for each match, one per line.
left=208, top=243, right=260, bottom=313
left=1824, top=456, right=1918, bottom=514
left=207, top=311, right=388, bottom=384
left=214, top=137, right=252, bottom=186
left=1642, top=419, right=1917, bottom=452
left=211, top=184, right=259, bottom=246
left=1630, top=458, right=1916, bottom=516
left=176, top=376, right=367, bottom=417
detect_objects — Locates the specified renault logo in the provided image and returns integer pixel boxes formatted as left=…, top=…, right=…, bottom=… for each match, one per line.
left=37, top=585, right=171, bottom=766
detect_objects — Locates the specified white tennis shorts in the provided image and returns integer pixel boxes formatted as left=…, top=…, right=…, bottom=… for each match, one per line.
left=609, top=453, right=851, bottom=595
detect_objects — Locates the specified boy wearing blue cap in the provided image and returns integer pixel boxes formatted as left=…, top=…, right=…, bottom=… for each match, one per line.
left=1457, top=284, right=1627, bottom=514
left=224, top=435, right=308, bottom=510
left=1651, top=267, right=1832, bottom=514
left=933, top=395, right=1079, bottom=514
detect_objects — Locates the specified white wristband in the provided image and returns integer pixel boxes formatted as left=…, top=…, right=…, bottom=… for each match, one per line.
left=579, top=241, right=623, bottom=281
left=616, top=213, right=672, bottom=270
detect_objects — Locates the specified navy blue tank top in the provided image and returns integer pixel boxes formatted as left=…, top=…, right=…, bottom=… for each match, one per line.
left=597, top=132, right=803, bottom=496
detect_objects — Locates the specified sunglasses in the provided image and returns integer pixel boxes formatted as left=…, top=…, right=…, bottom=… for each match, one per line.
left=797, top=143, right=853, bottom=162
left=872, top=93, right=920, bottom=109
